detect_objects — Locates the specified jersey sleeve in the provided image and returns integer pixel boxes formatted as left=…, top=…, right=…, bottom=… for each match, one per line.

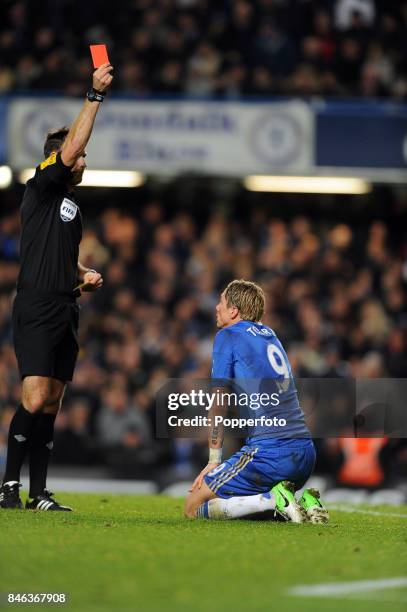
left=33, top=151, right=73, bottom=191
left=211, top=329, right=234, bottom=380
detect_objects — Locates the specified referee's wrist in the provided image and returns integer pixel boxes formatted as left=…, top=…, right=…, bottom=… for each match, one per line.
left=80, top=269, right=97, bottom=281
left=87, top=88, right=106, bottom=102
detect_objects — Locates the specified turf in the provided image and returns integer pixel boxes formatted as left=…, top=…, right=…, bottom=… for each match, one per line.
left=1, top=494, right=406, bottom=612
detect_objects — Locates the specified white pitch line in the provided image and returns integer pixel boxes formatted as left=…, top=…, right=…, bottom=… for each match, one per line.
left=328, top=505, right=407, bottom=519
left=289, top=577, right=407, bottom=598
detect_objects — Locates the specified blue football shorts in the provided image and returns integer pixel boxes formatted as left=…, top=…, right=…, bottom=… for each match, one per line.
left=204, top=438, right=316, bottom=499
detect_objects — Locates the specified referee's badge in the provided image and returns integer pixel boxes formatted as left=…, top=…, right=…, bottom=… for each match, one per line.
left=60, top=198, right=78, bottom=222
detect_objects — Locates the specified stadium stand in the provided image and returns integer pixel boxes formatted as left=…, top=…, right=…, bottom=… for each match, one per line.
left=0, top=0, right=406, bottom=99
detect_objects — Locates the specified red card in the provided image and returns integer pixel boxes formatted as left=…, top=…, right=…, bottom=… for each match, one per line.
left=90, top=44, right=110, bottom=68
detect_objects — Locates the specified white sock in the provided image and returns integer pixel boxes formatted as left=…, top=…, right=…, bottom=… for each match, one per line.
left=197, top=492, right=275, bottom=519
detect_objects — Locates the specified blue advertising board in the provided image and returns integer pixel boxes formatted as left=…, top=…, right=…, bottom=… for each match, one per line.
left=316, top=102, right=407, bottom=169
left=3, top=94, right=407, bottom=172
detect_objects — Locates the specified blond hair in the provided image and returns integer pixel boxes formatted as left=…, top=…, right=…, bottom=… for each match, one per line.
left=224, top=279, right=265, bottom=322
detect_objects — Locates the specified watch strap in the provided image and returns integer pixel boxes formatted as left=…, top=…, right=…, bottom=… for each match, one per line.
left=87, top=88, right=106, bottom=102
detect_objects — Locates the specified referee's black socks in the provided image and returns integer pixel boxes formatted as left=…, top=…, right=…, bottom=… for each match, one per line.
left=29, top=413, right=56, bottom=498
left=3, top=404, right=35, bottom=485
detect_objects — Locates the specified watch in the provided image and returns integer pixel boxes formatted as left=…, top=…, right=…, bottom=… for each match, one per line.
left=87, top=88, right=106, bottom=102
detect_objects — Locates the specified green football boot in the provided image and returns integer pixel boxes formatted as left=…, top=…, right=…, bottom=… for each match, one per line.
left=299, top=488, right=329, bottom=524
left=272, top=481, right=307, bottom=523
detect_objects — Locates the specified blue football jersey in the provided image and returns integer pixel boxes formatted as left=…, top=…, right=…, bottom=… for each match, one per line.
left=211, top=320, right=310, bottom=441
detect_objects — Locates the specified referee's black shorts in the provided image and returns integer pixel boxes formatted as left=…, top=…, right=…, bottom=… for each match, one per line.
left=12, top=289, right=80, bottom=382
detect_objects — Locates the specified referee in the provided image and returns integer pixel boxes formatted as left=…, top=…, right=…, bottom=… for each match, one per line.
left=0, top=63, right=113, bottom=511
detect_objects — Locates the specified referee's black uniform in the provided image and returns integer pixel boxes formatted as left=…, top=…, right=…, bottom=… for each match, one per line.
left=13, top=151, right=82, bottom=382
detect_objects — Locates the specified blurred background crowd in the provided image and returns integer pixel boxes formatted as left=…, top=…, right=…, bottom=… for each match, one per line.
left=0, top=0, right=406, bottom=99
left=0, top=185, right=406, bottom=488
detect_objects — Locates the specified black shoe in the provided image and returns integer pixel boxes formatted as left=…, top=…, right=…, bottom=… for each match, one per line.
left=25, top=489, right=72, bottom=512
left=0, top=481, right=23, bottom=509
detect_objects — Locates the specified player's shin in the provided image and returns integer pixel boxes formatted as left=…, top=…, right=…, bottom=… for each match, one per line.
left=197, top=492, right=275, bottom=519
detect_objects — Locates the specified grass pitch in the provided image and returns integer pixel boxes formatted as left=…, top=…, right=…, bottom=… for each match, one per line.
left=1, top=494, right=406, bottom=612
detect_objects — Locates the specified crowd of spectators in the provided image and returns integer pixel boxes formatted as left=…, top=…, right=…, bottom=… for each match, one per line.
left=0, top=0, right=406, bottom=99
left=0, top=189, right=406, bottom=485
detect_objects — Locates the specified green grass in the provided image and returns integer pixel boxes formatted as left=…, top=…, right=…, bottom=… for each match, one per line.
left=1, top=494, right=406, bottom=612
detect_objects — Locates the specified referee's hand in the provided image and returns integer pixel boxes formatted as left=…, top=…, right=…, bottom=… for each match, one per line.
left=82, top=270, right=103, bottom=292
left=93, top=63, right=113, bottom=92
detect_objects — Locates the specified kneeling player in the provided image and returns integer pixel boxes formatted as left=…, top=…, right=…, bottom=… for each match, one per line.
left=184, top=280, right=328, bottom=523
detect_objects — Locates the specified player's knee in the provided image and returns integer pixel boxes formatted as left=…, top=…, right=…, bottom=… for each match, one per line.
left=184, top=507, right=197, bottom=519
left=184, top=498, right=198, bottom=519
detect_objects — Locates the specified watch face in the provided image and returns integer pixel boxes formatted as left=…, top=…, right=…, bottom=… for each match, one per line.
left=87, top=91, right=102, bottom=101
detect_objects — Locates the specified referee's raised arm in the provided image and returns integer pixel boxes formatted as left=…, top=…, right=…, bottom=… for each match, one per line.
left=61, top=63, right=113, bottom=167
